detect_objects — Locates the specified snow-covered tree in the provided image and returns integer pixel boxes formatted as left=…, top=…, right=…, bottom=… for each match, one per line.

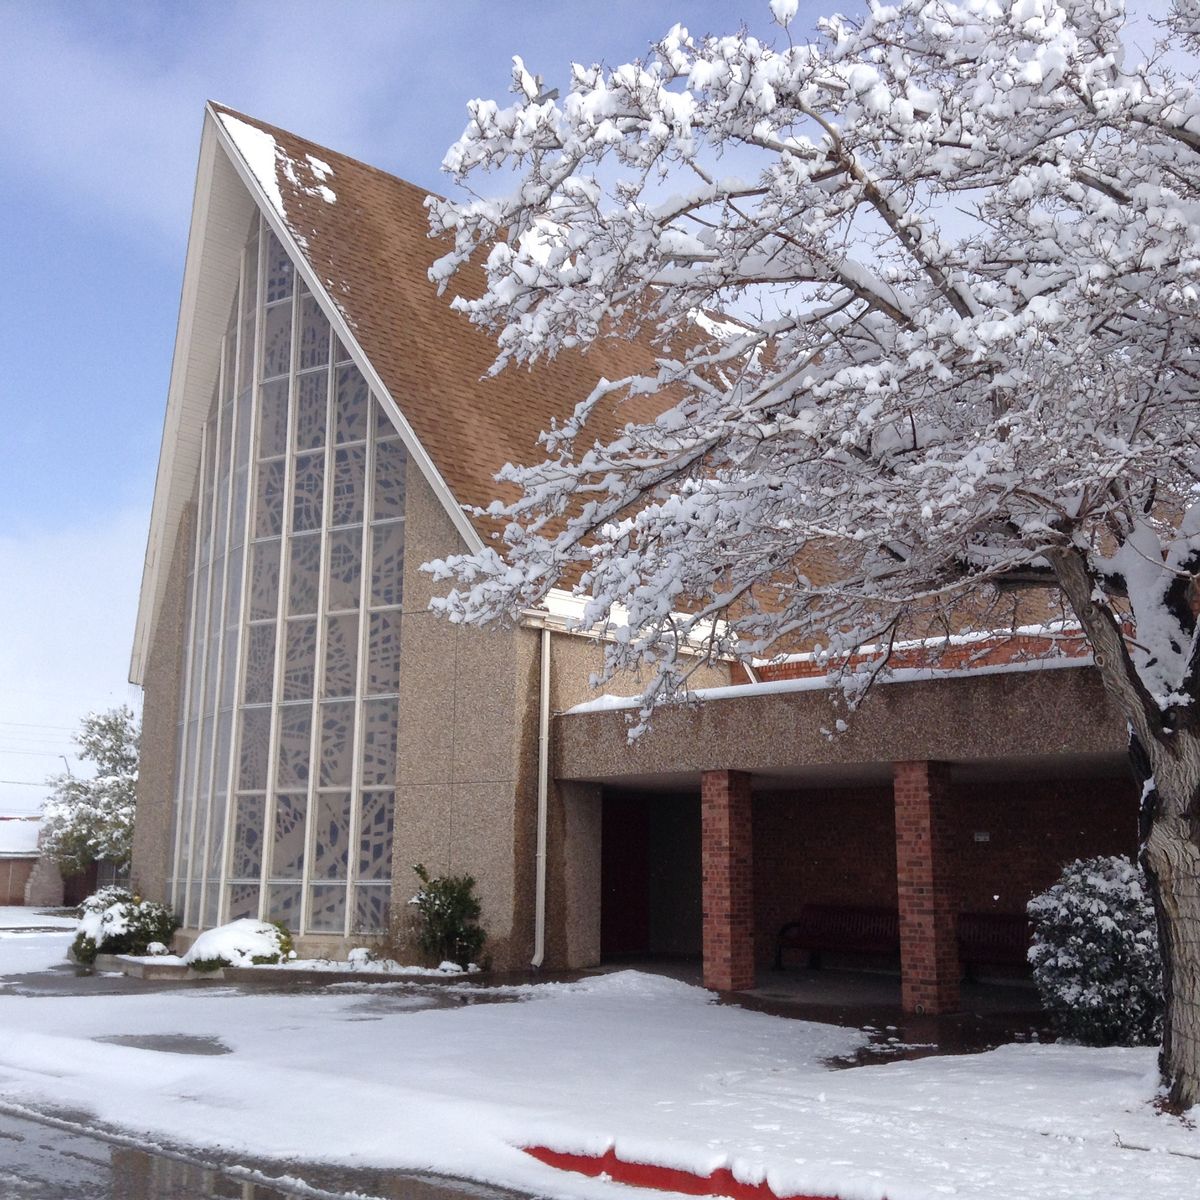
left=42, top=707, right=139, bottom=876
left=1028, top=855, right=1163, bottom=1047
left=426, top=0, right=1200, bottom=1106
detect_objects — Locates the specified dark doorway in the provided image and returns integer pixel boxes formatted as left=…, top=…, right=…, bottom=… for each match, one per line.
left=600, top=792, right=701, bottom=960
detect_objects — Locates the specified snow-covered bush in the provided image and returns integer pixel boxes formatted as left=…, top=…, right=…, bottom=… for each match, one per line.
left=409, top=863, right=485, bottom=968
left=182, top=919, right=295, bottom=971
left=1027, top=856, right=1163, bottom=1047
left=71, top=887, right=178, bottom=965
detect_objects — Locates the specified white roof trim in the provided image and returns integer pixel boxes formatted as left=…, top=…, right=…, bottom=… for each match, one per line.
left=130, top=106, right=485, bottom=684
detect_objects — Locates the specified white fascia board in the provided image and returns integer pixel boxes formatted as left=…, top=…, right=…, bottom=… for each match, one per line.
left=208, top=106, right=485, bottom=559
left=130, top=116, right=247, bottom=684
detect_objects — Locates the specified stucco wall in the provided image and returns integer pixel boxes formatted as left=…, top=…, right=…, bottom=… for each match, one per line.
left=130, top=504, right=193, bottom=905
left=392, top=460, right=543, bottom=970
left=555, top=665, right=1128, bottom=782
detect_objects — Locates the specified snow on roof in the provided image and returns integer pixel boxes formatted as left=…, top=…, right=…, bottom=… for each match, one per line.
left=749, top=621, right=1085, bottom=668
left=563, top=653, right=1093, bottom=716
left=216, top=111, right=337, bottom=227
left=0, top=817, right=42, bottom=859
left=217, top=111, right=285, bottom=218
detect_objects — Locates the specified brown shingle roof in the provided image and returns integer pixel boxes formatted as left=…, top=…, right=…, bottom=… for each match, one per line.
left=211, top=102, right=664, bottom=545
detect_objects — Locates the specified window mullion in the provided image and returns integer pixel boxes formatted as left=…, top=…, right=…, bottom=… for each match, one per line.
left=170, top=441, right=207, bottom=915
left=216, top=241, right=259, bottom=927
left=197, top=332, right=237, bottom=928
left=183, top=401, right=220, bottom=929
left=259, top=218, right=295, bottom=924
left=300, top=329, right=334, bottom=938
left=344, top=408, right=375, bottom=938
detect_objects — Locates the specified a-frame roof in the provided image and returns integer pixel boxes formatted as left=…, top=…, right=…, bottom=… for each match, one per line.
left=131, top=103, right=659, bottom=683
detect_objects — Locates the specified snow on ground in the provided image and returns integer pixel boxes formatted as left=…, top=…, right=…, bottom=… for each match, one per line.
left=0, top=926, right=1196, bottom=1200
left=0, top=906, right=76, bottom=931
left=0, top=907, right=77, bottom=975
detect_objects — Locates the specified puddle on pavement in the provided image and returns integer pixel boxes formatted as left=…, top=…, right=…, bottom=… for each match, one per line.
left=0, top=1110, right=521, bottom=1200
left=93, top=1034, right=232, bottom=1056
left=336, top=988, right=521, bottom=1016
left=107, top=1147, right=511, bottom=1199
left=822, top=1016, right=1051, bottom=1069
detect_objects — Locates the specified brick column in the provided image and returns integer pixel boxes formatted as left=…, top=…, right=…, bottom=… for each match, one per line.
left=701, top=769, right=755, bottom=992
left=893, top=760, right=959, bottom=1014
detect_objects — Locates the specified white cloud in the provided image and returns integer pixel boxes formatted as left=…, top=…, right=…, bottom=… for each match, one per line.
left=0, top=2, right=760, bottom=256
left=0, top=507, right=146, bottom=815
left=0, top=2, right=480, bottom=250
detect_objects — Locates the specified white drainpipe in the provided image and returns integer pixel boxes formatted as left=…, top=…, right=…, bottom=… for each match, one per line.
left=531, top=624, right=551, bottom=969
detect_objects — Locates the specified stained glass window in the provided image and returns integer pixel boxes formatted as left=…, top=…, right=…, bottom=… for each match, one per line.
left=168, top=211, right=406, bottom=935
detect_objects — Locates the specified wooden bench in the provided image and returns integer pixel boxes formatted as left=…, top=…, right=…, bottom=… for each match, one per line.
left=775, top=906, right=1030, bottom=977
left=774, top=904, right=900, bottom=970
left=956, top=911, right=1030, bottom=978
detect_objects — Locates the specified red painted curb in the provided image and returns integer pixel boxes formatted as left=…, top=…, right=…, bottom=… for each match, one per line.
left=522, top=1145, right=836, bottom=1200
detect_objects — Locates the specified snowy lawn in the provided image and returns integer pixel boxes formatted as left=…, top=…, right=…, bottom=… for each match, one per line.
left=0, top=905, right=77, bottom=931
left=0, top=906, right=78, bottom=974
left=0, top=924, right=1195, bottom=1200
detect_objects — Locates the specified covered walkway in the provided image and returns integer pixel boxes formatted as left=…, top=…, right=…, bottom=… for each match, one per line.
left=551, top=662, right=1137, bottom=1014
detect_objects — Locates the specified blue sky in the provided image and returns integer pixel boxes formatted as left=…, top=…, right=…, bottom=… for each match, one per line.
left=0, top=0, right=799, bottom=812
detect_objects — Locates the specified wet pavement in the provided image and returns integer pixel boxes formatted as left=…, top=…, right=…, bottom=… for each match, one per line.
left=0, top=959, right=526, bottom=1007
left=598, top=956, right=1052, bottom=1067
left=0, top=1109, right=528, bottom=1200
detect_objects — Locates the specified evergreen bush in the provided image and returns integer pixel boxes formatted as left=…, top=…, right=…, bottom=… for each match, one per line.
left=1027, top=855, right=1163, bottom=1046
left=71, top=887, right=179, bottom=965
left=409, top=863, right=485, bottom=967
left=183, top=919, right=295, bottom=971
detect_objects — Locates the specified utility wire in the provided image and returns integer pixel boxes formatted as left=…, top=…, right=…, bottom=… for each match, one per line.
left=0, top=721, right=75, bottom=732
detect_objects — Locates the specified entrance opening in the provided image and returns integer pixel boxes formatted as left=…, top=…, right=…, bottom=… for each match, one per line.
left=600, top=791, right=701, bottom=962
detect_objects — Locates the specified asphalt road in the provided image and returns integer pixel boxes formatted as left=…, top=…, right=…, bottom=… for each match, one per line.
left=0, top=1109, right=526, bottom=1200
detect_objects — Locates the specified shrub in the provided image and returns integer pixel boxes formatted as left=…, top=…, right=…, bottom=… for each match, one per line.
left=409, top=863, right=485, bottom=968
left=71, top=887, right=179, bottom=965
left=1027, top=855, right=1163, bottom=1046
left=181, top=919, right=295, bottom=970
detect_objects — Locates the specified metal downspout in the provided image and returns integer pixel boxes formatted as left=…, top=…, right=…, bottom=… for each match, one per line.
left=531, top=624, right=551, bottom=969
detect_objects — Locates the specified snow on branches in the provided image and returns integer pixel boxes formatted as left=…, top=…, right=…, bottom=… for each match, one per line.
left=426, top=0, right=1200, bottom=721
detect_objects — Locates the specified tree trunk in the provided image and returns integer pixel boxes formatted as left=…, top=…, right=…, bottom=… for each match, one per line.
left=1143, top=801, right=1200, bottom=1110
left=1047, top=546, right=1200, bottom=1108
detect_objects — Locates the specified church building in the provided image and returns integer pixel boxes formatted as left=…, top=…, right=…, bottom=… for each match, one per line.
left=130, top=104, right=1137, bottom=1013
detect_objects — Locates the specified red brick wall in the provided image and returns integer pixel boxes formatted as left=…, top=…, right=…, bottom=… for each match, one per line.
left=737, top=629, right=1095, bottom=686
left=0, top=859, right=34, bottom=905
left=894, top=760, right=959, bottom=1013
left=701, top=770, right=755, bottom=991
left=753, top=786, right=897, bottom=965
left=954, top=776, right=1136, bottom=913
left=751, top=773, right=1138, bottom=966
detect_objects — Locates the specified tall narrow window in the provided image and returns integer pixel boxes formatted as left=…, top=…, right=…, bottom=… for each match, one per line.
left=169, top=212, right=403, bottom=935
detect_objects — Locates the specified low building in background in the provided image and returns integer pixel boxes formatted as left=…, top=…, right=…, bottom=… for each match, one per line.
left=0, top=816, right=62, bottom=907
